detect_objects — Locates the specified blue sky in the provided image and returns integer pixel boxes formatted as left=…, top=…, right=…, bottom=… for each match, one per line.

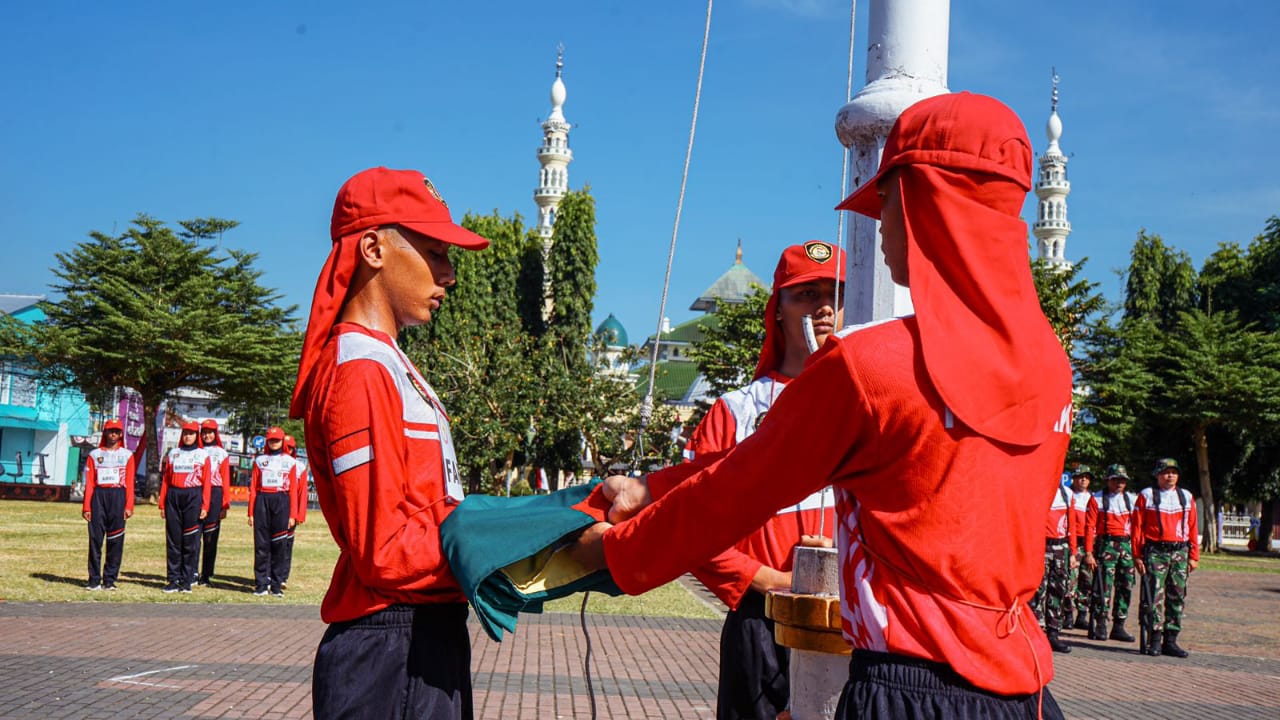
left=3, top=0, right=1277, bottom=347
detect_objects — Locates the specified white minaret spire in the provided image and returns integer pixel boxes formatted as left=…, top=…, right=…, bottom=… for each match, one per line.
left=534, top=44, right=572, bottom=244
left=1033, top=68, right=1072, bottom=267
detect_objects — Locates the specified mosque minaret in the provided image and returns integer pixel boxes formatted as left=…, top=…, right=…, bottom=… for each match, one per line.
left=534, top=45, right=572, bottom=248
left=1032, top=71, right=1073, bottom=267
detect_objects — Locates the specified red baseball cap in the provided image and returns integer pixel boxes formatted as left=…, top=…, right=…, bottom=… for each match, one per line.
left=330, top=167, right=490, bottom=249
left=180, top=421, right=199, bottom=433
left=103, top=419, right=123, bottom=432
left=836, top=92, right=1033, bottom=219
left=266, top=427, right=285, bottom=441
left=773, top=241, right=844, bottom=289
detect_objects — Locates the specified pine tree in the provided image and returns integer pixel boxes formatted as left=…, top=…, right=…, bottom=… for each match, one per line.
left=0, top=214, right=297, bottom=497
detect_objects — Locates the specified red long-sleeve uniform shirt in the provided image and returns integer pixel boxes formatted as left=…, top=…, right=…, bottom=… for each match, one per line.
left=1070, top=489, right=1091, bottom=543
left=604, top=317, right=1072, bottom=696
left=248, top=452, right=299, bottom=518
left=302, top=324, right=466, bottom=623
left=1132, top=487, right=1199, bottom=562
left=683, top=372, right=836, bottom=609
left=1084, top=490, right=1137, bottom=550
left=1044, top=486, right=1078, bottom=555
left=293, top=460, right=309, bottom=524
left=204, top=444, right=233, bottom=511
left=82, top=446, right=136, bottom=515
left=158, top=446, right=212, bottom=514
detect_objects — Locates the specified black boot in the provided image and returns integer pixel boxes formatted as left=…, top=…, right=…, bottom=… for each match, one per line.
left=1073, top=613, right=1091, bottom=631
left=1145, top=631, right=1162, bottom=656
left=1090, top=617, right=1108, bottom=641
left=1162, top=631, right=1189, bottom=658
left=1109, top=619, right=1135, bottom=642
left=1047, top=630, right=1072, bottom=654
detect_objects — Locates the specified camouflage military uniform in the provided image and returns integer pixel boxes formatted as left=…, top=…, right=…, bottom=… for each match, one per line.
left=1032, top=542, right=1071, bottom=631
left=1143, top=545, right=1189, bottom=632
left=1093, top=536, right=1135, bottom=623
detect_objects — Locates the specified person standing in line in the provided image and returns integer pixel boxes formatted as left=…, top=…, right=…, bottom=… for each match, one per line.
left=1084, top=464, right=1138, bottom=642
left=83, top=419, right=135, bottom=591
left=1030, top=481, right=1077, bottom=653
left=1067, top=466, right=1096, bottom=631
left=280, top=434, right=307, bottom=588
left=1133, top=458, right=1199, bottom=658
left=683, top=241, right=841, bottom=720
left=292, top=167, right=491, bottom=720
left=248, top=426, right=298, bottom=597
left=159, top=421, right=211, bottom=593
left=197, top=419, right=232, bottom=586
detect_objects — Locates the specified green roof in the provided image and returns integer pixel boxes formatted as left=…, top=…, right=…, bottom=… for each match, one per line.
left=645, top=314, right=718, bottom=347
left=633, top=360, right=701, bottom=404
left=690, top=262, right=767, bottom=311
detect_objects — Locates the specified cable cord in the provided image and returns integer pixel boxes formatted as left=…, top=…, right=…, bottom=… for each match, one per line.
left=580, top=590, right=597, bottom=720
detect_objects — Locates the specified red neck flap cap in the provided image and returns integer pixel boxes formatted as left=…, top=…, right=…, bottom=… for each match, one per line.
left=290, top=167, right=491, bottom=419
left=838, top=92, right=1072, bottom=446
left=100, top=419, right=123, bottom=448
left=753, top=240, right=844, bottom=380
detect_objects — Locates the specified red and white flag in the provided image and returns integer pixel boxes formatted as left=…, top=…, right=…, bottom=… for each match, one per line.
left=536, top=468, right=548, bottom=492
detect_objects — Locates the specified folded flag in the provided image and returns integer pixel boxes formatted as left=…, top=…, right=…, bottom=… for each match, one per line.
left=440, top=479, right=622, bottom=641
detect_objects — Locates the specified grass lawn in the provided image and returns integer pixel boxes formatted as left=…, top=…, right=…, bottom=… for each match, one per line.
left=0, top=499, right=718, bottom=618
left=1199, top=548, right=1280, bottom=575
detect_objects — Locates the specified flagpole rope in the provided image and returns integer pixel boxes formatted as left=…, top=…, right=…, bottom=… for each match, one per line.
left=634, top=0, right=714, bottom=468
left=819, top=0, right=858, bottom=540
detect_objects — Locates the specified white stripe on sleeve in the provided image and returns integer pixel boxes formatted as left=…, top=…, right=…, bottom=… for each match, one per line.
left=332, top=446, right=373, bottom=475
left=404, top=429, right=441, bottom=440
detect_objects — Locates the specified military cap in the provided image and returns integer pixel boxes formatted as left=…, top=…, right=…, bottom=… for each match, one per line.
left=1105, top=464, right=1130, bottom=480
left=1152, top=458, right=1181, bottom=475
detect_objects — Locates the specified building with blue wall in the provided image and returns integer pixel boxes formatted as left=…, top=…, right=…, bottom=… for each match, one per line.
left=0, top=295, right=91, bottom=486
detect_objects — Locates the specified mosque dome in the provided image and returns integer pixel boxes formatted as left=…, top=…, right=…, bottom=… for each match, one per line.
left=595, top=313, right=628, bottom=348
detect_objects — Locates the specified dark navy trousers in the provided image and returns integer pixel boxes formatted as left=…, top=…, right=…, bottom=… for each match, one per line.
left=313, top=603, right=473, bottom=720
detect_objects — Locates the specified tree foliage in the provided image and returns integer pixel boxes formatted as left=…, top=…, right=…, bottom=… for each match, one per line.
left=687, top=286, right=770, bottom=406
left=405, top=189, right=649, bottom=494
left=1074, top=223, right=1280, bottom=553
left=0, top=214, right=297, bottom=494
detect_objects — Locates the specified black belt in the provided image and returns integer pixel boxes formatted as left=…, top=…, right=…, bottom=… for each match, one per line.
left=1099, top=534, right=1131, bottom=541
left=1045, top=538, right=1069, bottom=547
left=1144, top=541, right=1189, bottom=553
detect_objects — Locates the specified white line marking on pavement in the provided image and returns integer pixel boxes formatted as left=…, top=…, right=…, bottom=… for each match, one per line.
left=106, top=665, right=197, bottom=689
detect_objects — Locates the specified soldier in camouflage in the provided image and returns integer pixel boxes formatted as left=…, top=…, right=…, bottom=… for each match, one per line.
left=1134, top=458, right=1200, bottom=658
left=1031, top=482, right=1077, bottom=653
left=1084, top=464, right=1138, bottom=643
left=1067, top=466, right=1095, bottom=631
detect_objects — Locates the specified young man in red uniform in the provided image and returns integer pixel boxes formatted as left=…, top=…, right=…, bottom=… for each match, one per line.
left=248, top=426, right=298, bottom=597
left=684, top=241, right=841, bottom=720
left=197, top=419, right=232, bottom=586
left=1030, top=481, right=1077, bottom=653
left=280, top=434, right=307, bottom=587
left=1133, top=458, right=1199, bottom=658
left=159, top=421, right=211, bottom=593
left=291, top=167, right=490, bottom=720
left=576, top=93, right=1073, bottom=719
left=82, top=419, right=135, bottom=591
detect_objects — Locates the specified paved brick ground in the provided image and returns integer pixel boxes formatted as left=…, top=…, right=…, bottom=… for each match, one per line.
left=1, top=569, right=1276, bottom=719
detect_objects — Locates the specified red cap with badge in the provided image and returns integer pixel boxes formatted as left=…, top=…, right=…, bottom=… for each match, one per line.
left=752, top=241, right=844, bottom=380
left=291, top=167, right=490, bottom=419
